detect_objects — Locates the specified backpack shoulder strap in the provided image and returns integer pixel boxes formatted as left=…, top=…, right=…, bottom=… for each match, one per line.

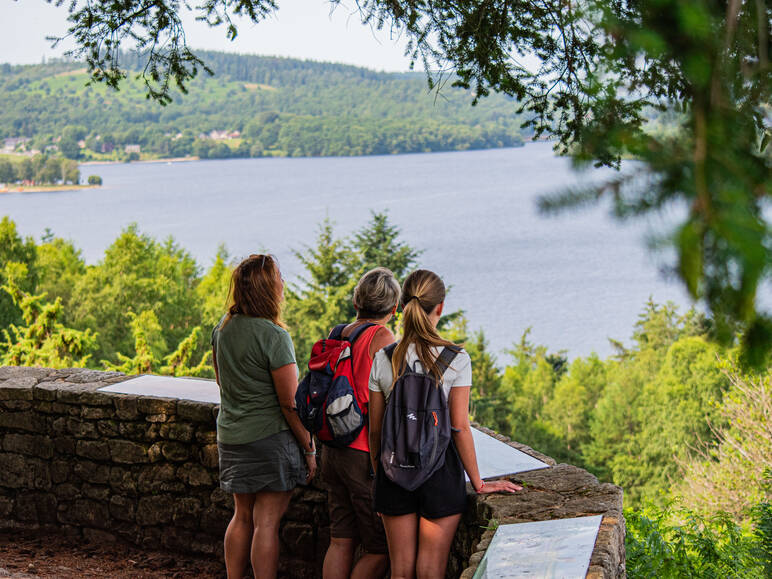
left=328, top=324, right=347, bottom=340
left=383, top=343, right=397, bottom=361
left=437, top=346, right=461, bottom=373
left=346, top=322, right=376, bottom=344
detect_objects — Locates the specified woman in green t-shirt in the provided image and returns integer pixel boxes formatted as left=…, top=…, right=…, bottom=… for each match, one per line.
left=211, top=254, right=316, bottom=579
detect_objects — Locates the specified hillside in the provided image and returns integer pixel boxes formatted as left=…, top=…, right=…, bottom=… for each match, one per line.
left=0, top=52, right=526, bottom=160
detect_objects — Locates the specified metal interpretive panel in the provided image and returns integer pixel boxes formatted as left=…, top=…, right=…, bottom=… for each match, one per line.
left=473, top=515, right=603, bottom=579
left=471, top=428, right=549, bottom=480
left=101, top=376, right=549, bottom=478
left=100, top=374, right=220, bottom=403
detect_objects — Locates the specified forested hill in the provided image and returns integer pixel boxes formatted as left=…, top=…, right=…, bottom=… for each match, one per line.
left=0, top=51, right=526, bottom=160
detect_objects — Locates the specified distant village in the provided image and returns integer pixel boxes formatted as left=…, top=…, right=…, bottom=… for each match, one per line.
left=2, top=135, right=141, bottom=157
left=2, top=137, right=33, bottom=155
left=1, top=136, right=102, bottom=190
left=2, top=129, right=243, bottom=159
left=0, top=129, right=244, bottom=189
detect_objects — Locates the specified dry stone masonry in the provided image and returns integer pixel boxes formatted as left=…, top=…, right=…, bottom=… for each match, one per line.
left=0, top=367, right=625, bottom=578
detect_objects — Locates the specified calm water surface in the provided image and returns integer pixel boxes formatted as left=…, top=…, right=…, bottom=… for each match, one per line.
left=0, top=142, right=693, bottom=358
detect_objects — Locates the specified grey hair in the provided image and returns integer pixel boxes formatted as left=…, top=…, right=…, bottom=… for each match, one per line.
left=353, top=267, right=401, bottom=318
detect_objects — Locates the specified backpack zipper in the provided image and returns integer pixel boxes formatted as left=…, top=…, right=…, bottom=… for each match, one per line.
left=429, top=411, right=439, bottom=465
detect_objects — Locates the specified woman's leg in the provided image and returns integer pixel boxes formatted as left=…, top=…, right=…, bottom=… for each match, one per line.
left=351, top=552, right=389, bottom=579
left=415, top=514, right=462, bottom=579
left=321, top=445, right=356, bottom=579
left=323, top=538, right=388, bottom=579
left=251, top=490, right=293, bottom=579
left=224, top=493, right=256, bottom=579
left=382, top=514, right=419, bottom=579
left=323, top=536, right=355, bottom=579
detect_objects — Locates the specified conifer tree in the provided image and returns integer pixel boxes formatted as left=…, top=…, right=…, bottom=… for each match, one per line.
left=0, top=263, right=95, bottom=368
left=284, top=218, right=357, bottom=365
left=69, top=224, right=200, bottom=363
left=103, top=310, right=167, bottom=374
left=161, top=326, right=213, bottom=378
left=351, top=211, right=420, bottom=280
left=285, top=212, right=422, bottom=364
left=196, top=244, right=233, bottom=330
left=35, top=235, right=87, bottom=322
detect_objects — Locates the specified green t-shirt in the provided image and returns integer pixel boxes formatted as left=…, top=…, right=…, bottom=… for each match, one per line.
left=211, top=314, right=297, bottom=445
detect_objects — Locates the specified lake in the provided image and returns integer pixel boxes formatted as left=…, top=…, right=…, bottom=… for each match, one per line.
left=0, top=142, right=694, bottom=359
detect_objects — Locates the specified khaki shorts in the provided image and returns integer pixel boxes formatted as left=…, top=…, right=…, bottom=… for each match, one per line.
left=321, top=445, right=388, bottom=554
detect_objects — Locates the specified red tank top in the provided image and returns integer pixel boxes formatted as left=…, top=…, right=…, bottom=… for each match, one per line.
left=347, top=323, right=381, bottom=452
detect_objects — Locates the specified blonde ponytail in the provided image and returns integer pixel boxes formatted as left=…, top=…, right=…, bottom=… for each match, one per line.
left=391, top=270, right=459, bottom=386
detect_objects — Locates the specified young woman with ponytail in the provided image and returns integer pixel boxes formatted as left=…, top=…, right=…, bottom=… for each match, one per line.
left=211, top=254, right=316, bottom=579
left=368, top=269, right=521, bottom=579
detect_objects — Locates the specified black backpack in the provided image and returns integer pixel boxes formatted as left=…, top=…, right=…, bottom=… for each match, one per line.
left=380, top=343, right=460, bottom=491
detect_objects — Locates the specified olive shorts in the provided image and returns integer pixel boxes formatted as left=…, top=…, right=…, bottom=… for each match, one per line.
left=321, top=445, right=388, bottom=554
left=218, top=430, right=305, bottom=494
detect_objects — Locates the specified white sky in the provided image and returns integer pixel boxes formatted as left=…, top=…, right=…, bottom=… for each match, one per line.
left=0, top=0, right=417, bottom=72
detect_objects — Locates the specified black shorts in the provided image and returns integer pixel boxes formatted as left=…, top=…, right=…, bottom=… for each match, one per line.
left=373, top=441, right=467, bottom=519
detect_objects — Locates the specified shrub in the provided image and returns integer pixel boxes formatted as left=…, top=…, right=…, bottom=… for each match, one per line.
left=625, top=502, right=767, bottom=578
left=677, top=369, right=772, bottom=520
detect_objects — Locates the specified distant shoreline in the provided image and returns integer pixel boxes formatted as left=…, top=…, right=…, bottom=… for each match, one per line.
left=80, top=156, right=200, bottom=166
left=78, top=144, right=535, bottom=167
left=0, top=184, right=102, bottom=194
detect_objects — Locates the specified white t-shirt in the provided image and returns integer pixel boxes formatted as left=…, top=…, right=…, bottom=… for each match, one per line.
left=368, top=343, right=473, bottom=402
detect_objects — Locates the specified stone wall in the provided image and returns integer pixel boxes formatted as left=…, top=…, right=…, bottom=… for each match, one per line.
left=0, top=366, right=327, bottom=578
left=453, top=426, right=625, bottom=578
left=0, top=366, right=625, bottom=578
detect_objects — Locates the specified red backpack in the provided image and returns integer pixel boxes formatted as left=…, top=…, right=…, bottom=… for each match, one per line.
left=295, top=323, right=374, bottom=447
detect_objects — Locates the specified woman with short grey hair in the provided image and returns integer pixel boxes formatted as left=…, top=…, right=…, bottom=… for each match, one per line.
left=321, top=267, right=400, bottom=579
left=353, top=266, right=402, bottom=320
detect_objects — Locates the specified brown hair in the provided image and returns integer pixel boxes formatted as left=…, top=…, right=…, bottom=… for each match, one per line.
left=223, top=254, right=286, bottom=328
left=353, top=267, right=401, bottom=319
left=391, top=269, right=459, bottom=385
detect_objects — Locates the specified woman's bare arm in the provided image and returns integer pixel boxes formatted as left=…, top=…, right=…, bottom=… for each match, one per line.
left=449, top=387, right=483, bottom=489
left=368, top=390, right=386, bottom=473
left=369, top=326, right=396, bottom=358
left=272, top=363, right=317, bottom=480
left=449, top=386, right=521, bottom=494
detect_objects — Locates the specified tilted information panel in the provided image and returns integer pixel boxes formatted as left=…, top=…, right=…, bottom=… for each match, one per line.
left=473, top=515, right=603, bottom=579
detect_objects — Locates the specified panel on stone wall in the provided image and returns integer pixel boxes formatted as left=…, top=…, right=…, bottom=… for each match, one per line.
left=472, top=515, right=603, bottom=579
left=471, top=428, right=549, bottom=480
left=102, top=376, right=549, bottom=478
left=100, top=375, right=220, bottom=403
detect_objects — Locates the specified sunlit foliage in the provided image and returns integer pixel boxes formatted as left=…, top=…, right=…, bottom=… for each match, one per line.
left=0, top=262, right=95, bottom=368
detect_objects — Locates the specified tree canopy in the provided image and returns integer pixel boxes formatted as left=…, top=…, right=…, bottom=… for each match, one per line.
left=47, top=0, right=771, bottom=363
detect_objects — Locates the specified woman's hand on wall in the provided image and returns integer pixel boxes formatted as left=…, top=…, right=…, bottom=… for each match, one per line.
left=477, top=479, right=523, bottom=494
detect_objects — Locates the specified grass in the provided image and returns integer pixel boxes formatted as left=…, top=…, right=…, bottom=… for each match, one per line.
left=0, top=153, right=34, bottom=165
